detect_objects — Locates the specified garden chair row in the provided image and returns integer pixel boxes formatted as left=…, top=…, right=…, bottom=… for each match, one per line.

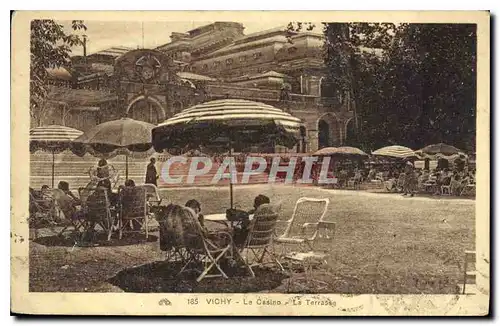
left=158, top=197, right=336, bottom=283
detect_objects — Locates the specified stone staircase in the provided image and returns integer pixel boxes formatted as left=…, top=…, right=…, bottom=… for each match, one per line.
left=30, top=152, right=311, bottom=189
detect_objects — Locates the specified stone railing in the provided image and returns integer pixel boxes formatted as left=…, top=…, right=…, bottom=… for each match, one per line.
left=203, top=83, right=341, bottom=109
left=204, top=83, right=280, bottom=102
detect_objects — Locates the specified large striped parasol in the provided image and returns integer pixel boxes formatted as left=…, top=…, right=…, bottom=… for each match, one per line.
left=152, top=99, right=302, bottom=152
left=30, top=125, right=83, bottom=187
left=372, top=145, right=417, bottom=159
left=152, top=99, right=303, bottom=208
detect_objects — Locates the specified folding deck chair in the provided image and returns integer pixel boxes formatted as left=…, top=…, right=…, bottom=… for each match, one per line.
left=240, top=203, right=284, bottom=277
left=178, top=210, right=238, bottom=282
left=461, top=181, right=476, bottom=197
left=29, top=191, right=58, bottom=239
left=118, top=186, right=150, bottom=240
left=275, top=197, right=333, bottom=251
left=54, top=188, right=87, bottom=237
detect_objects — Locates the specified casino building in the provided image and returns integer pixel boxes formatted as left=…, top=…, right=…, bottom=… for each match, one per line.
left=38, top=22, right=356, bottom=153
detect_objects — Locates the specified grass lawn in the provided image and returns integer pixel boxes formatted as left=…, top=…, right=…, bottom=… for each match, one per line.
left=29, top=185, right=475, bottom=294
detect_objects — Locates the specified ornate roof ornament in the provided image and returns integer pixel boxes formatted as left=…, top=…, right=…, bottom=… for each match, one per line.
left=135, top=53, right=162, bottom=82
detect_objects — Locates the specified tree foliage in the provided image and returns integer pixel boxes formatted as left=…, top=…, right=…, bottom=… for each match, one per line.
left=30, top=20, right=87, bottom=126
left=288, top=22, right=477, bottom=153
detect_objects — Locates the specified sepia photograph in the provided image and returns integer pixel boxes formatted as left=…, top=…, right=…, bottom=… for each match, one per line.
left=11, top=10, right=490, bottom=316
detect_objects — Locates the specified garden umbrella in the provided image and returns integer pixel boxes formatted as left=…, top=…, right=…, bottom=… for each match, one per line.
left=30, top=125, right=83, bottom=188
left=152, top=99, right=302, bottom=208
left=415, top=143, right=466, bottom=160
left=372, top=145, right=418, bottom=159
left=72, top=118, right=155, bottom=180
left=313, top=146, right=368, bottom=157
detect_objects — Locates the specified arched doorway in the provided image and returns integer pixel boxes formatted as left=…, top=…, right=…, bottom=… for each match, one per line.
left=317, top=113, right=341, bottom=149
left=318, top=120, right=330, bottom=149
left=126, top=96, right=166, bottom=124
left=344, top=118, right=356, bottom=146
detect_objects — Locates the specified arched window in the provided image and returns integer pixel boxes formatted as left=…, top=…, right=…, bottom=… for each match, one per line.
left=126, top=97, right=166, bottom=124
left=317, top=113, right=342, bottom=148
left=173, top=101, right=183, bottom=113
left=320, top=77, right=337, bottom=98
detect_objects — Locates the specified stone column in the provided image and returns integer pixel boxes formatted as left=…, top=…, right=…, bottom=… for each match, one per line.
left=308, top=129, right=319, bottom=152
left=339, top=119, right=346, bottom=146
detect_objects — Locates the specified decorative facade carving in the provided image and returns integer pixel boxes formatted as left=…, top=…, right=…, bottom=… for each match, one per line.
left=46, top=22, right=355, bottom=152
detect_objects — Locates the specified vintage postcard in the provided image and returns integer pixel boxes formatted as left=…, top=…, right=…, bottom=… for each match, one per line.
left=11, top=10, right=490, bottom=316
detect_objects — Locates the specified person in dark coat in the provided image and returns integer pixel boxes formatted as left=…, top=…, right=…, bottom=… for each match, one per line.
left=145, top=158, right=159, bottom=186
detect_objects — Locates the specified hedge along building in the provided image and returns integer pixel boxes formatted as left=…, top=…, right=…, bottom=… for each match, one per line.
left=38, top=22, right=356, bottom=154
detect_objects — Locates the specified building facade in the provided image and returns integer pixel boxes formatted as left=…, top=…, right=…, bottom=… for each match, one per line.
left=39, top=22, right=356, bottom=153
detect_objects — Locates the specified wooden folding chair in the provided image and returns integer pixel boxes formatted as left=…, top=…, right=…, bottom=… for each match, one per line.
left=29, top=191, right=58, bottom=239
left=118, top=187, right=149, bottom=240
left=240, top=203, right=284, bottom=277
left=275, top=197, right=331, bottom=251
left=178, top=210, right=237, bottom=282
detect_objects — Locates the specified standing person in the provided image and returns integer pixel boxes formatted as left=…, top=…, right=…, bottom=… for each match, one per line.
left=145, top=157, right=159, bottom=186
left=403, top=162, right=417, bottom=197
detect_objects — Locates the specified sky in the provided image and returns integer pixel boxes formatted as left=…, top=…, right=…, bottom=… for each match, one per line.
left=58, top=20, right=323, bottom=56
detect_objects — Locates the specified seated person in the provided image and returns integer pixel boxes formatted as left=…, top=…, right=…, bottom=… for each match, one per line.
left=185, top=199, right=204, bottom=229
left=428, top=170, right=438, bottom=183
left=353, top=169, right=363, bottom=183
left=367, top=168, right=376, bottom=181
left=233, top=195, right=270, bottom=247
left=396, top=172, right=406, bottom=191
left=82, top=180, right=118, bottom=244
left=157, top=204, right=230, bottom=251
left=118, top=179, right=136, bottom=192
left=96, top=179, right=119, bottom=207
left=40, top=184, right=53, bottom=201
left=96, top=159, right=110, bottom=180
left=248, top=194, right=270, bottom=215
left=57, top=181, right=81, bottom=205
left=119, top=179, right=143, bottom=231
left=29, top=187, right=52, bottom=222
left=30, top=185, right=53, bottom=211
